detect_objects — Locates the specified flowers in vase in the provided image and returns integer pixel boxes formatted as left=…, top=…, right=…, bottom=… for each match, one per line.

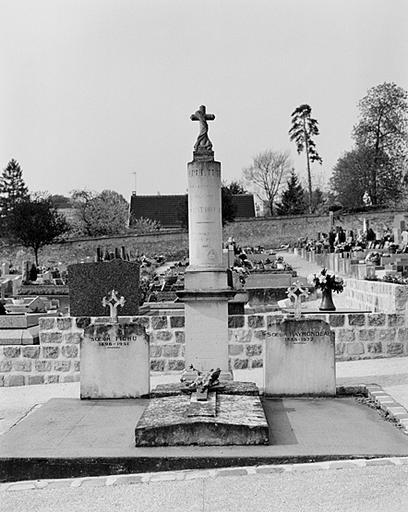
left=308, top=268, right=344, bottom=293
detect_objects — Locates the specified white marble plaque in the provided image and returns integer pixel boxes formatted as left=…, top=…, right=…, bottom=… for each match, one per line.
left=81, top=323, right=149, bottom=399
left=264, top=318, right=336, bottom=396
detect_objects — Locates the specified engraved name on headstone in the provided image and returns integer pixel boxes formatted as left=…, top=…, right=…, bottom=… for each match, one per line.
left=264, top=318, right=336, bottom=396
left=80, top=322, right=149, bottom=399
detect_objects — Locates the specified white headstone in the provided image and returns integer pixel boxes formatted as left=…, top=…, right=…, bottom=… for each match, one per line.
left=264, top=318, right=336, bottom=396
left=80, top=323, right=149, bottom=399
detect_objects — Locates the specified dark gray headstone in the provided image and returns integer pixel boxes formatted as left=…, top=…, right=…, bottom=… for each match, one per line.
left=68, top=259, right=140, bottom=317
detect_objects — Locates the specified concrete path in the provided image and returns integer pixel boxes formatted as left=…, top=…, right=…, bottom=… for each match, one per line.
left=2, top=459, right=408, bottom=512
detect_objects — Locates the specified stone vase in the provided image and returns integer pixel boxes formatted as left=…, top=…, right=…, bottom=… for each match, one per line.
left=319, top=288, right=336, bottom=311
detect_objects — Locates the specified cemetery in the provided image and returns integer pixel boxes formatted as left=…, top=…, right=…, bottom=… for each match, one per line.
left=1, top=105, right=408, bottom=483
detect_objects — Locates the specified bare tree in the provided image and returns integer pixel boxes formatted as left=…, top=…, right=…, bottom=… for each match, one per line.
left=242, top=150, right=292, bottom=215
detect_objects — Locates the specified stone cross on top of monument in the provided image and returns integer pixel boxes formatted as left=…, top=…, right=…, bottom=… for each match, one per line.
left=190, top=105, right=215, bottom=154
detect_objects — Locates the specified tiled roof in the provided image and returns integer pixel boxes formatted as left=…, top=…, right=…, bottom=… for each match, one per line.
left=232, top=194, right=255, bottom=218
left=130, top=195, right=185, bottom=227
left=130, top=193, right=255, bottom=227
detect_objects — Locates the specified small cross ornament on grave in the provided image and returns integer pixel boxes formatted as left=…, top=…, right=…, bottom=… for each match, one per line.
left=286, top=281, right=310, bottom=319
left=102, top=290, right=125, bottom=323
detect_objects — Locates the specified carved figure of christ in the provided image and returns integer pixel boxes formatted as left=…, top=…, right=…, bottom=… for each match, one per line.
left=190, top=105, right=215, bottom=152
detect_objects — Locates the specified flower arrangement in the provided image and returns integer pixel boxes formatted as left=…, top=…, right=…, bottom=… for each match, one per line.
left=308, top=268, right=344, bottom=293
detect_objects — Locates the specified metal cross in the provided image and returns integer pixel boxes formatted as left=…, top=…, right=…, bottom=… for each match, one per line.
left=102, top=289, right=125, bottom=323
left=286, top=281, right=310, bottom=319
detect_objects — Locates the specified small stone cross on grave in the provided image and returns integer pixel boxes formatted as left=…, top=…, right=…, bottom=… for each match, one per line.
left=102, top=290, right=125, bottom=323
left=286, top=281, right=309, bottom=319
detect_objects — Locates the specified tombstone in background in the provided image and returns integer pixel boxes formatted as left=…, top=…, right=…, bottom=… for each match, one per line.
left=264, top=317, right=335, bottom=396
left=68, top=259, right=140, bottom=317
left=393, top=213, right=408, bottom=248
left=21, top=261, right=30, bottom=283
left=80, top=290, right=149, bottom=399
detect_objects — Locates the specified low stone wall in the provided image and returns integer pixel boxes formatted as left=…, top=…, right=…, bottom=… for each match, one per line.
left=0, top=317, right=81, bottom=387
left=343, top=278, right=408, bottom=314
left=1, top=312, right=407, bottom=386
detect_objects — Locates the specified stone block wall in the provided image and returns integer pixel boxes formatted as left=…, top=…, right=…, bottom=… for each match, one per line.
left=1, top=312, right=408, bottom=386
left=0, top=317, right=81, bottom=387
left=343, top=278, right=408, bottom=314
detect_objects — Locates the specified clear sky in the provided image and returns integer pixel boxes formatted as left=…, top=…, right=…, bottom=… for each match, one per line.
left=1, top=0, right=407, bottom=200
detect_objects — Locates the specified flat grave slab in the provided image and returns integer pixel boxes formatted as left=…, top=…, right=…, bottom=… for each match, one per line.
left=149, top=381, right=259, bottom=398
left=135, top=394, right=268, bottom=447
left=0, top=326, right=39, bottom=345
left=0, top=314, right=41, bottom=329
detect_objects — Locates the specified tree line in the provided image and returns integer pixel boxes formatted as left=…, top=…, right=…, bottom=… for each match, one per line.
left=0, top=160, right=244, bottom=265
left=242, top=81, right=408, bottom=215
left=0, top=162, right=133, bottom=265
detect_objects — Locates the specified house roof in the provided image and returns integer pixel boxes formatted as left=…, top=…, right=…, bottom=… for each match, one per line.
left=130, top=193, right=255, bottom=227
left=130, top=195, right=185, bottom=227
left=232, top=194, right=255, bottom=218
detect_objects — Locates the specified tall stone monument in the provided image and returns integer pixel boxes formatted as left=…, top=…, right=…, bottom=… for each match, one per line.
left=177, top=105, right=235, bottom=376
left=135, top=106, right=269, bottom=447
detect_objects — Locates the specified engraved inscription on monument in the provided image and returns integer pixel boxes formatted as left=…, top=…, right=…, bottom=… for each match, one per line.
left=264, top=318, right=336, bottom=396
left=80, top=323, right=150, bottom=399
left=268, top=328, right=331, bottom=344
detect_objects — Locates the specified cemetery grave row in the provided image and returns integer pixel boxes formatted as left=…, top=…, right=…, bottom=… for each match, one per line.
left=298, top=248, right=408, bottom=313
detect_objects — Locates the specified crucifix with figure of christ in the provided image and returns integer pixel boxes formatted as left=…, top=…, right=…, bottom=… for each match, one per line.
left=190, top=105, right=215, bottom=152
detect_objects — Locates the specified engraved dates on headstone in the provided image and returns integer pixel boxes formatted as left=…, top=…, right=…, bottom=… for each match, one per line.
left=264, top=318, right=336, bottom=396
left=80, top=322, right=149, bottom=399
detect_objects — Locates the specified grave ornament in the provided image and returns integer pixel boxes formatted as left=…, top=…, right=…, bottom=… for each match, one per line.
left=190, top=105, right=215, bottom=153
left=286, top=281, right=309, bottom=319
left=180, top=365, right=222, bottom=401
left=102, top=289, right=125, bottom=323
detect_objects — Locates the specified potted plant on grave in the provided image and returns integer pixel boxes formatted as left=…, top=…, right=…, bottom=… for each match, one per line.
left=308, top=268, right=344, bottom=311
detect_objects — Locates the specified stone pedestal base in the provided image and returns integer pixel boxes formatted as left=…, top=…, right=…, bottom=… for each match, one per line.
left=177, top=287, right=235, bottom=375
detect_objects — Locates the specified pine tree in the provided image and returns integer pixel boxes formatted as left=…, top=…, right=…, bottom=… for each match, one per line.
left=276, top=171, right=307, bottom=215
left=0, top=159, right=29, bottom=216
left=289, top=104, right=322, bottom=213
